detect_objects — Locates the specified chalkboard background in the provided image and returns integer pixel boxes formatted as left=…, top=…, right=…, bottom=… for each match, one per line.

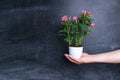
left=0, top=0, right=120, bottom=80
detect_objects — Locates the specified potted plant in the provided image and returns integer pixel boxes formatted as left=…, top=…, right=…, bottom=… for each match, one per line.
left=59, top=10, right=95, bottom=59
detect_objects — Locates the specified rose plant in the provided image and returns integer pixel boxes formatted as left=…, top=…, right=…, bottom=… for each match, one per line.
left=59, top=10, right=95, bottom=47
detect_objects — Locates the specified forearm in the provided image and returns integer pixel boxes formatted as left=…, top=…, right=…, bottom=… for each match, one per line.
left=90, top=49, right=120, bottom=63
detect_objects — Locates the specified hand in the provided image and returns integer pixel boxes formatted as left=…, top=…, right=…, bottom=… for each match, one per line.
left=64, top=53, right=93, bottom=64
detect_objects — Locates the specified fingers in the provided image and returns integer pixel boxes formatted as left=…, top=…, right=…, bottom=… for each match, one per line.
left=68, top=55, right=82, bottom=64
left=64, top=54, right=82, bottom=64
left=64, top=54, right=80, bottom=64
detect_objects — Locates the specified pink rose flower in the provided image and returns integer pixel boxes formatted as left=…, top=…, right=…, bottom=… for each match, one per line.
left=61, top=16, right=68, bottom=21
left=72, top=16, right=78, bottom=21
left=90, top=23, right=95, bottom=27
left=87, top=11, right=92, bottom=15
left=81, top=10, right=87, bottom=14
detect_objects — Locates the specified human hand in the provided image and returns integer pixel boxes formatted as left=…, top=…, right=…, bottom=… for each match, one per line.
left=64, top=53, right=93, bottom=64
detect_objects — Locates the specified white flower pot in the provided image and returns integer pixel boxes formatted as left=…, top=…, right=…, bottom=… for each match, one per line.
left=69, top=46, right=83, bottom=59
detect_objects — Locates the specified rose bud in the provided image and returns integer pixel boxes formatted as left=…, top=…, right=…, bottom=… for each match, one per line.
left=61, top=16, right=68, bottom=21
left=81, top=10, right=87, bottom=14
left=72, top=16, right=78, bottom=21
left=87, top=11, right=92, bottom=15
left=90, top=23, right=95, bottom=27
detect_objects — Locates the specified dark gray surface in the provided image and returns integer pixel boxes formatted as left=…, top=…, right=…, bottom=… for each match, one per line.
left=0, top=0, right=120, bottom=80
left=0, top=60, right=120, bottom=80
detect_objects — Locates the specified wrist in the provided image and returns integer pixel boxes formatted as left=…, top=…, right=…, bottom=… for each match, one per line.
left=88, top=55, right=97, bottom=63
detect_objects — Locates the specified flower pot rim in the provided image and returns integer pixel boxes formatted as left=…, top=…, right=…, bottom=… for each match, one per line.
left=69, top=45, right=83, bottom=47
left=69, top=46, right=83, bottom=47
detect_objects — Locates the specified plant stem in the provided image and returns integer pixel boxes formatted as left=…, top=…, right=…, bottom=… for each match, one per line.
left=66, top=21, right=71, bottom=46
